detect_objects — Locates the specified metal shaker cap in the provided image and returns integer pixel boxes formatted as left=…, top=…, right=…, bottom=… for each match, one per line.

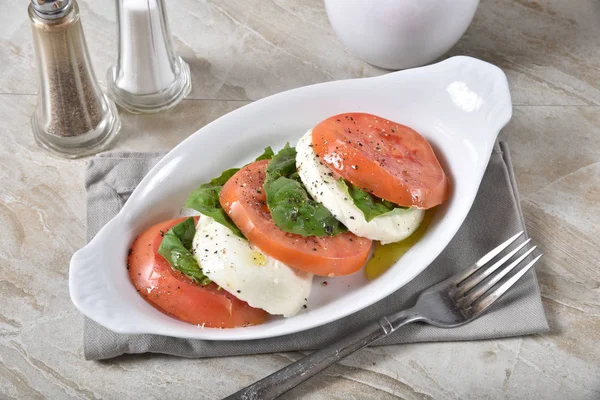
left=31, top=0, right=73, bottom=19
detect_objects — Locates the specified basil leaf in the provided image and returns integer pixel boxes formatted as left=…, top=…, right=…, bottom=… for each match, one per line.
left=339, top=179, right=408, bottom=222
left=184, top=146, right=275, bottom=238
left=158, top=217, right=210, bottom=285
left=254, top=146, right=275, bottom=161
left=184, top=168, right=244, bottom=238
left=264, top=143, right=297, bottom=185
left=264, top=145, right=347, bottom=237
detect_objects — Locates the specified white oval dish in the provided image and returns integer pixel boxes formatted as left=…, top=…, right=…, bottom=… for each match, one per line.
left=69, top=56, right=512, bottom=340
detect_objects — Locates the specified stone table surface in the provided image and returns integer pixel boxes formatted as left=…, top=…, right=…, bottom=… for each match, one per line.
left=1, top=0, right=599, bottom=399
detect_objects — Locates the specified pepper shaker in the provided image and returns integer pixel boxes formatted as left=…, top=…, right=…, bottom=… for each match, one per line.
left=29, top=0, right=121, bottom=158
left=107, top=0, right=191, bottom=114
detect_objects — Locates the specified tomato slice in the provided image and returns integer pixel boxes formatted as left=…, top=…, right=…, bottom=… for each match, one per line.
left=127, top=217, right=268, bottom=328
left=220, top=160, right=372, bottom=277
left=311, top=113, right=449, bottom=209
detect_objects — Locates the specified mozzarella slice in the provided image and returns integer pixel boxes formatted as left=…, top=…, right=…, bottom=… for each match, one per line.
left=192, top=214, right=312, bottom=317
left=296, top=129, right=425, bottom=244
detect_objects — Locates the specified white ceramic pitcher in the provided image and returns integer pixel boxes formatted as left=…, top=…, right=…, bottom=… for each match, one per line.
left=325, top=0, right=479, bottom=70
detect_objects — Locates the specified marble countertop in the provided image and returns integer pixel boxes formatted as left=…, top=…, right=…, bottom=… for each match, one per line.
left=1, top=0, right=599, bottom=398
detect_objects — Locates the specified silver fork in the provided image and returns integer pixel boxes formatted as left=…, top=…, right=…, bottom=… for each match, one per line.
left=225, top=231, right=542, bottom=400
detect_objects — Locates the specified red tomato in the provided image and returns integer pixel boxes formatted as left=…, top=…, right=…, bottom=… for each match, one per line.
left=127, top=217, right=268, bottom=328
left=219, top=160, right=372, bottom=277
left=311, top=113, right=449, bottom=209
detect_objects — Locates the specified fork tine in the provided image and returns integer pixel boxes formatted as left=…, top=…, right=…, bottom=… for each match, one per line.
left=457, top=246, right=537, bottom=307
left=454, top=238, right=532, bottom=297
left=470, top=254, right=543, bottom=316
left=451, top=231, right=524, bottom=285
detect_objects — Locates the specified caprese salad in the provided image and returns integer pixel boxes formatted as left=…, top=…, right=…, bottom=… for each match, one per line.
left=127, top=113, right=449, bottom=328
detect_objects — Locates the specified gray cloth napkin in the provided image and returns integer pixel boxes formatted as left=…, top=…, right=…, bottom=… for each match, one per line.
left=83, top=142, right=548, bottom=360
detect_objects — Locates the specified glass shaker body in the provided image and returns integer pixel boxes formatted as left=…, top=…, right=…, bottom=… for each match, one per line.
left=29, top=0, right=120, bottom=158
left=107, top=0, right=191, bottom=114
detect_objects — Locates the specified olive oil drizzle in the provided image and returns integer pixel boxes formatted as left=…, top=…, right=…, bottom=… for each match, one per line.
left=364, top=210, right=435, bottom=280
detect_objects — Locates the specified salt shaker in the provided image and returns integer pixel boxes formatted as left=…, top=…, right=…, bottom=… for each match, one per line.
left=107, top=0, right=191, bottom=114
left=29, top=0, right=121, bottom=158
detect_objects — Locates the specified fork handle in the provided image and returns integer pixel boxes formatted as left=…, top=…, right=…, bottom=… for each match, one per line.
left=224, top=309, right=420, bottom=400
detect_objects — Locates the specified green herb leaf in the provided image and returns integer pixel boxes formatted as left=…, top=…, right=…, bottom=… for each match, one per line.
left=158, top=217, right=210, bottom=285
left=254, top=146, right=275, bottom=161
left=264, top=145, right=347, bottom=237
left=264, top=144, right=297, bottom=185
left=184, top=168, right=244, bottom=238
left=184, top=147, right=275, bottom=238
left=339, top=179, right=408, bottom=222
